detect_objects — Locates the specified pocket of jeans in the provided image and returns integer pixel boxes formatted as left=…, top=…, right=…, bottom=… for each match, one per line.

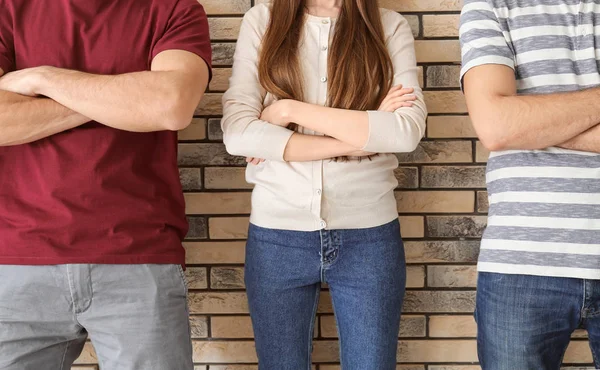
left=175, top=265, right=189, bottom=292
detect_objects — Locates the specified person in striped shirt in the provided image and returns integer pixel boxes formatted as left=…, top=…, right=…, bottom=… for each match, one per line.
left=460, top=0, right=600, bottom=368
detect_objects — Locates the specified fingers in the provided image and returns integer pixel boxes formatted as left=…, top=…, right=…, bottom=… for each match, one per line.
left=379, top=85, right=404, bottom=106
left=386, top=88, right=415, bottom=99
left=387, top=84, right=404, bottom=94
left=380, top=101, right=414, bottom=112
left=379, top=95, right=417, bottom=112
left=380, top=93, right=416, bottom=110
left=379, top=87, right=415, bottom=110
left=246, top=157, right=265, bottom=165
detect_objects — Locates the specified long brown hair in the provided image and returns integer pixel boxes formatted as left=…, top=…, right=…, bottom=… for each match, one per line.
left=258, top=0, right=393, bottom=112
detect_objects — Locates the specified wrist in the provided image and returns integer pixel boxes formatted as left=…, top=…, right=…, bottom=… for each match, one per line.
left=283, top=100, right=302, bottom=123
left=31, top=66, right=55, bottom=96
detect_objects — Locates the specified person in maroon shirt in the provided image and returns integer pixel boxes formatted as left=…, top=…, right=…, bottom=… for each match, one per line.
left=0, top=0, right=212, bottom=369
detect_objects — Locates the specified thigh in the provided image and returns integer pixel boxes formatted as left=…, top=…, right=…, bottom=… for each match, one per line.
left=586, top=316, right=600, bottom=366
left=326, top=220, right=406, bottom=370
left=582, top=280, right=600, bottom=366
left=0, top=265, right=86, bottom=370
left=476, top=272, right=580, bottom=370
left=78, top=264, right=193, bottom=370
left=245, top=224, right=322, bottom=370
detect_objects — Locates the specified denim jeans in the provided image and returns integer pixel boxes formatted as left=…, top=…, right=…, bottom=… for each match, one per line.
left=476, top=272, right=600, bottom=369
left=245, top=219, right=406, bottom=370
left=0, top=264, right=192, bottom=370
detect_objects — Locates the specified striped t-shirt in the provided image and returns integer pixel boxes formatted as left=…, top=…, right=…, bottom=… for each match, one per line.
left=460, top=0, right=600, bottom=279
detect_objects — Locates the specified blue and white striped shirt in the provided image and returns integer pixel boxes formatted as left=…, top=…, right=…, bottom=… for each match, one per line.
left=460, top=0, right=600, bottom=279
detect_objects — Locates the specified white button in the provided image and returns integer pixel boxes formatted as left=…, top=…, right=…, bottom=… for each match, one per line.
left=316, top=189, right=322, bottom=195
left=322, top=19, right=329, bottom=24
left=320, top=220, right=327, bottom=228
left=320, top=77, right=328, bottom=83
left=321, top=45, right=328, bottom=51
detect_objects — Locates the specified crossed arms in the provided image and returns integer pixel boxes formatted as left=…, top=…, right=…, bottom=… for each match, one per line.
left=221, top=9, right=428, bottom=163
left=463, top=63, right=600, bottom=154
left=0, top=50, right=209, bottom=146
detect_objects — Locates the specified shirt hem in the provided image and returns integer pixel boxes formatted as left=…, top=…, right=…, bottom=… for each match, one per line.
left=478, top=261, right=600, bottom=280
left=0, top=254, right=185, bottom=266
left=250, top=194, right=399, bottom=231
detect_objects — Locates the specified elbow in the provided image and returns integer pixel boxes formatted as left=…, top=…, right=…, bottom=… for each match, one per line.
left=164, top=113, right=193, bottom=132
left=470, top=98, right=516, bottom=152
left=405, top=138, right=422, bottom=153
left=479, top=134, right=509, bottom=152
left=222, top=131, right=244, bottom=157
left=473, top=117, right=512, bottom=151
left=396, top=120, right=426, bottom=153
left=162, top=89, right=201, bottom=132
left=223, top=135, right=236, bottom=155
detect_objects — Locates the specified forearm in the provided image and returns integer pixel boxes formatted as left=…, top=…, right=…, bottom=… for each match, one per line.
left=558, top=124, right=600, bottom=153
left=477, top=87, right=600, bottom=151
left=35, top=67, right=197, bottom=132
left=287, top=101, right=369, bottom=148
left=283, top=133, right=368, bottom=162
left=0, top=91, right=88, bottom=146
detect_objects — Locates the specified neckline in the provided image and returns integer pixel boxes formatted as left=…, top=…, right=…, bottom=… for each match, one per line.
left=305, top=12, right=338, bottom=23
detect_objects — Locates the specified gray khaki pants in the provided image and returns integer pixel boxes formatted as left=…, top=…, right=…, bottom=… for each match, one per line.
left=0, top=264, right=193, bottom=370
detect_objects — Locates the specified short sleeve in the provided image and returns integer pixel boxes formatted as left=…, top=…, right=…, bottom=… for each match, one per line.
left=152, top=0, right=212, bottom=80
left=459, top=0, right=515, bottom=87
left=0, top=4, right=15, bottom=74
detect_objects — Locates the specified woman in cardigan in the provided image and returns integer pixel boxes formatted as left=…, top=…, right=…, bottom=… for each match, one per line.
left=222, top=0, right=427, bottom=368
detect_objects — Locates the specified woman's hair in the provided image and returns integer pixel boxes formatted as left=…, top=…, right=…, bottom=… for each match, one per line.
left=258, top=0, right=393, bottom=111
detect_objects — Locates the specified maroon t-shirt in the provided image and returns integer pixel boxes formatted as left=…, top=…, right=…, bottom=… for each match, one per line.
left=0, top=0, right=212, bottom=265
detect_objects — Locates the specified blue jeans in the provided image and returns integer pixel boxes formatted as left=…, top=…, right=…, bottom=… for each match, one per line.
left=245, top=220, right=406, bottom=370
left=476, top=272, right=600, bottom=369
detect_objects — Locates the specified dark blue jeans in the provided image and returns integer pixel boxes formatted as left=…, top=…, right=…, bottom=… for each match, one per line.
left=477, top=272, right=600, bottom=369
left=245, top=219, right=406, bottom=370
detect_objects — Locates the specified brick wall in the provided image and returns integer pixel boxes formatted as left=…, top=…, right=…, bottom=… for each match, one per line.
left=71, top=0, right=594, bottom=369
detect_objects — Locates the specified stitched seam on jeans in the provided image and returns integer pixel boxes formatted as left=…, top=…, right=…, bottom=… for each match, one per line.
left=582, top=280, right=588, bottom=320
left=590, top=342, right=600, bottom=368
left=184, top=285, right=194, bottom=367
left=307, top=284, right=321, bottom=370
left=66, top=265, right=79, bottom=316
left=177, top=265, right=189, bottom=292
left=330, top=286, right=345, bottom=369
left=59, top=340, right=71, bottom=370
left=78, top=264, right=93, bottom=314
left=586, top=310, right=600, bottom=319
left=322, top=231, right=343, bottom=272
left=319, top=230, right=326, bottom=282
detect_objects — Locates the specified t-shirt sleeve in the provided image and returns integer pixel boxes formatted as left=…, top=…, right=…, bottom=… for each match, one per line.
left=0, top=6, right=15, bottom=74
left=152, top=0, right=212, bottom=80
left=459, top=0, right=515, bottom=88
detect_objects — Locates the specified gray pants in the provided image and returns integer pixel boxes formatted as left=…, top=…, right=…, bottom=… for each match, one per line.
left=0, top=264, right=193, bottom=370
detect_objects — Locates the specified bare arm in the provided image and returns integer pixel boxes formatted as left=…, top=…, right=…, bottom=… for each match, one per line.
left=464, top=65, right=600, bottom=151
left=263, top=12, right=426, bottom=154
left=282, top=134, right=372, bottom=162
left=558, top=124, right=600, bottom=153
left=260, top=86, right=418, bottom=151
left=0, top=68, right=90, bottom=146
left=245, top=86, right=414, bottom=164
left=0, top=50, right=209, bottom=132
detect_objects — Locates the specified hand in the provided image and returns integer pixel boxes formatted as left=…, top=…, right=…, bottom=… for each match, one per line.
left=0, top=66, right=49, bottom=97
left=347, top=149, right=375, bottom=157
left=246, top=157, right=265, bottom=165
left=260, top=99, right=296, bottom=127
left=378, top=85, right=416, bottom=112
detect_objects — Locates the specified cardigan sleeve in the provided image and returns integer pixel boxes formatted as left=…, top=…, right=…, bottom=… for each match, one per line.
left=362, top=11, right=427, bottom=153
left=221, top=5, right=294, bottom=161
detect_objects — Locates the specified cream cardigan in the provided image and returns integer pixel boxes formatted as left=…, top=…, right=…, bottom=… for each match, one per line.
left=222, top=4, right=427, bottom=231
